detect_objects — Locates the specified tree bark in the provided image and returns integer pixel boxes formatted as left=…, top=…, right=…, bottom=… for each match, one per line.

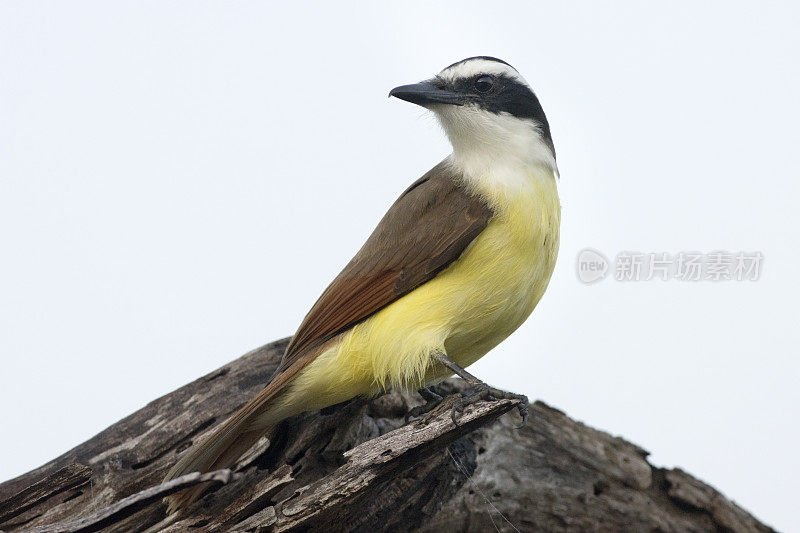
left=0, top=339, right=775, bottom=532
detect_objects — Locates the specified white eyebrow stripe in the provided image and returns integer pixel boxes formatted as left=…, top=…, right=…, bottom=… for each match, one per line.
left=439, top=58, right=529, bottom=86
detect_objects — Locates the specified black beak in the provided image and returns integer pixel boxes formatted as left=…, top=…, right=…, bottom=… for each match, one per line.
left=389, top=81, right=464, bottom=107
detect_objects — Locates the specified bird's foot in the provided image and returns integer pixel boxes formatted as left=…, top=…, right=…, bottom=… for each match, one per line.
left=451, top=382, right=529, bottom=429
left=405, top=386, right=444, bottom=422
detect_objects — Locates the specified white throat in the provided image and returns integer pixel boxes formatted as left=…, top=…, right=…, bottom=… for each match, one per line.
left=433, top=105, right=558, bottom=186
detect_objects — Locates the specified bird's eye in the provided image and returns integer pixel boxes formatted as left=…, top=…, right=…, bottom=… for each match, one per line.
left=474, top=75, right=494, bottom=93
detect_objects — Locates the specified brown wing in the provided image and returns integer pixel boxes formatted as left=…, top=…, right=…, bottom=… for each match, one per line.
left=277, top=160, right=493, bottom=381
left=163, top=161, right=494, bottom=494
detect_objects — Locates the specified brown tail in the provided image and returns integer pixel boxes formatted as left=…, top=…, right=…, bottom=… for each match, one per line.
left=164, top=410, right=269, bottom=514
left=163, top=411, right=269, bottom=514
left=162, top=343, right=327, bottom=513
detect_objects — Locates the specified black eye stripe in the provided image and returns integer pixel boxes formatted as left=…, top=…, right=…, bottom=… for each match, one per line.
left=474, top=75, right=494, bottom=93
left=448, top=74, right=507, bottom=95
left=439, top=72, right=554, bottom=157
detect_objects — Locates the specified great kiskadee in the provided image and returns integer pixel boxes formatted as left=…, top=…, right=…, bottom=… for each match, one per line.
left=164, top=56, right=560, bottom=513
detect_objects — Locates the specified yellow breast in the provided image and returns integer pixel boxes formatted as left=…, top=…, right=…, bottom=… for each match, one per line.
left=295, top=167, right=560, bottom=404
left=440, top=171, right=561, bottom=370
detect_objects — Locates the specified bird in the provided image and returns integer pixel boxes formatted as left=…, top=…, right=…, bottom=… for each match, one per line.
left=163, top=56, right=560, bottom=513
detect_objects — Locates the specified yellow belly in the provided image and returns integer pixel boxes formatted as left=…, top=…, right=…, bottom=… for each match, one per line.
left=287, top=170, right=560, bottom=409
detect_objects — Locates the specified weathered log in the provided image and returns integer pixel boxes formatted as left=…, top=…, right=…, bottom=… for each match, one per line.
left=0, top=339, right=775, bottom=532
left=26, top=470, right=236, bottom=533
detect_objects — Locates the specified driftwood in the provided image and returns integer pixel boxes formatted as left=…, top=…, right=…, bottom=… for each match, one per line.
left=0, top=338, right=774, bottom=532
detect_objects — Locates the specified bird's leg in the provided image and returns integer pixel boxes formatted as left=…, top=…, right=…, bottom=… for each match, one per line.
left=405, top=386, right=444, bottom=421
left=431, top=350, right=529, bottom=429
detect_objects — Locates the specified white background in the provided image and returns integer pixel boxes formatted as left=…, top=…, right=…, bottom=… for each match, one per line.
left=1, top=2, right=798, bottom=530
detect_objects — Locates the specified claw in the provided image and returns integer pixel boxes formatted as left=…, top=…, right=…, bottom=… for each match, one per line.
left=427, top=350, right=529, bottom=429
left=404, top=407, right=420, bottom=422
left=450, top=398, right=465, bottom=425
left=406, top=386, right=444, bottom=422
left=448, top=383, right=529, bottom=429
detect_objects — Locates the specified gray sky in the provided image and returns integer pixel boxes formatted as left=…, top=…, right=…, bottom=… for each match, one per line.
left=1, top=1, right=798, bottom=530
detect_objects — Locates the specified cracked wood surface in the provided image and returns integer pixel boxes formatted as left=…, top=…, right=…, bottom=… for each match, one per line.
left=0, top=338, right=775, bottom=532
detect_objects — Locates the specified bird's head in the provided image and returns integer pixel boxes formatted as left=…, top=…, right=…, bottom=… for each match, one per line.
left=390, top=57, right=556, bottom=174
